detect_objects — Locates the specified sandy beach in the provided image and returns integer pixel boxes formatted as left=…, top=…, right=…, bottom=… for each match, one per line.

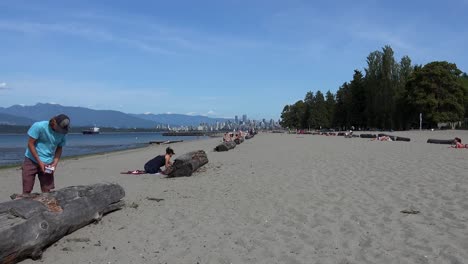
left=1, top=130, right=468, bottom=264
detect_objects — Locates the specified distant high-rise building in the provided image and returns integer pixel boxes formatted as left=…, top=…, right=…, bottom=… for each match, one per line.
left=242, top=114, right=247, bottom=123
left=235, top=115, right=239, bottom=124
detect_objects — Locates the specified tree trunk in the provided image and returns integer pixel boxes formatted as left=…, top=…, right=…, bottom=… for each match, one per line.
left=214, top=141, right=236, bottom=152
left=0, top=183, right=125, bottom=263
left=167, top=150, right=208, bottom=177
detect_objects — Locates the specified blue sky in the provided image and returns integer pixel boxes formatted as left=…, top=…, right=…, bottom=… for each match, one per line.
left=0, top=0, right=467, bottom=120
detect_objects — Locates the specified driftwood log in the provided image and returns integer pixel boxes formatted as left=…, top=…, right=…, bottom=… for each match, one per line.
left=245, top=134, right=254, bottom=140
left=234, top=137, right=244, bottom=144
left=167, top=150, right=208, bottom=177
left=0, top=183, right=125, bottom=263
left=214, top=141, right=236, bottom=152
left=427, top=138, right=455, bottom=144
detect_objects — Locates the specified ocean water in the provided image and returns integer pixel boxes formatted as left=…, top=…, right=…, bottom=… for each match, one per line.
left=0, top=132, right=208, bottom=166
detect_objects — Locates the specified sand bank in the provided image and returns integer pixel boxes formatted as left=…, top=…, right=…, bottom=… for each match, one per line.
left=1, top=130, right=467, bottom=263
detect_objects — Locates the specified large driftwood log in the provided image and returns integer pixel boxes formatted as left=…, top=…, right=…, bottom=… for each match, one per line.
left=0, top=183, right=125, bottom=263
left=214, top=141, right=236, bottom=152
left=167, top=150, right=208, bottom=177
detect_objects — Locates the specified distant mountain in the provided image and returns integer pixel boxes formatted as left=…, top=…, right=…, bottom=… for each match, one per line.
left=132, top=113, right=231, bottom=126
left=0, top=113, right=35, bottom=125
left=0, top=103, right=232, bottom=128
left=0, top=103, right=159, bottom=128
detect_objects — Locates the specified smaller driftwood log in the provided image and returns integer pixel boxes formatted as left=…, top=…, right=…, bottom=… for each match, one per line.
left=234, top=137, right=244, bottom=144
left=0, top=183, right=125, bottom=264
left=167, top=150, right=208, bottom=177
left=427, top=138, right=455, bottom=144
left=214, top=141, right=236, bottom=152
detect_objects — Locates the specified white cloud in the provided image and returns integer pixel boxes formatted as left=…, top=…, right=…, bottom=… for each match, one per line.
left=186, top=112, right=197, bottom=116
left=144, top=112, right=153, bottom=115
left=206, top=110, right=216, bottom=115
left=0, top=82, right=8, bottom=90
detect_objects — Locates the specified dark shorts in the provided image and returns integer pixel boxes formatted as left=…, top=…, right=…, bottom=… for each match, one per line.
left=22, top=157, right=55, bottom=193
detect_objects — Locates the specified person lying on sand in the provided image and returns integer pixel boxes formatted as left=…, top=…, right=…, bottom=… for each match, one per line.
left=372, top=135, right=392, bottom=141
left=451, top=137, right=468, bottom=148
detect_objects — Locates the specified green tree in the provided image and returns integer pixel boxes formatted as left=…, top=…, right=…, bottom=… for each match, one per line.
left=394, top=55, right=413, bottom=129
left=310, top=91, right=328, bottom=129
left=304, top=91, right=314, bottom=129
left=325, top=90, right=336, bottom=128
left=334, top=82, right=352, bottom=129
left=349, top=70, right=366, bottom=129
left=406, top=61, right=465, bottom=127
left=364, top=50, right=383, bottom=128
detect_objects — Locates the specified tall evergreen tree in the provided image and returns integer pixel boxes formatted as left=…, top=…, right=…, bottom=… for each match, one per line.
left=364, top=50, right=383, bottom=128
left=349, top=70, right=366, bottom=129
left=325, top=90, right=336, bottom=128
left=394, top=56, right=413, bottom=129
left=310, top=91, right=327, bottom=129
left=304, top=91, right=314, bottom=129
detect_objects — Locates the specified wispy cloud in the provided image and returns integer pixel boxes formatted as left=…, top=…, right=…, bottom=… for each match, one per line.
left=0, top=82, right=8, bottom=90
left=0, top=20, right=176, bottom=55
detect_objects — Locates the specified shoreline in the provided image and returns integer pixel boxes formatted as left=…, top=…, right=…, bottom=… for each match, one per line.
left=1, top=131, right=468, bottom=263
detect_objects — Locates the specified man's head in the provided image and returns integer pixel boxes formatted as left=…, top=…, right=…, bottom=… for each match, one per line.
left=50, top=114, right=70, bottom=134
left=166, top=147, right=175, bottom=156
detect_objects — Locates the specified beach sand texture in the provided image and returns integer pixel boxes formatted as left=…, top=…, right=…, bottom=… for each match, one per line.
left=1, top=130, right=467, bottom=264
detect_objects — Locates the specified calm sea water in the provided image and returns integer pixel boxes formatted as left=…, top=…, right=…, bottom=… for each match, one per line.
left=0, top=132, right=208, bottom=166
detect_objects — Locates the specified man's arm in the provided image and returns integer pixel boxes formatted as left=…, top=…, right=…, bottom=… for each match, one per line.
left=27, top=137, right=45, bottom=172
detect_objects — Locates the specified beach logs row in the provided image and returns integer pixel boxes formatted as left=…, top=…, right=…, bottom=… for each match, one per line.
left=167, top=150, right=208, bottom=177
left=0, top=183, right=125, bottom=264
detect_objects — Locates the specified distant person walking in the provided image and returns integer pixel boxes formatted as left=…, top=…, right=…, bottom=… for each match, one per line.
left=22, top=114, right=70, bottom=194
left=144, top=147, right=175, bottom=174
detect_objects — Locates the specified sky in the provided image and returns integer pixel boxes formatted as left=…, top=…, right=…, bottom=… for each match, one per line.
left=0, top=0, right=467, bottom=120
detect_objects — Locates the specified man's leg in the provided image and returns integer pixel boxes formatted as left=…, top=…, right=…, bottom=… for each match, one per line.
left=22, top=157, right=38, bottom=194
left=38, top=172, right=55, bottom=193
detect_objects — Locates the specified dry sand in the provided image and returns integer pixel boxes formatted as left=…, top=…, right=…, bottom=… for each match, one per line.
left=1, top=130, right=468, bottom=264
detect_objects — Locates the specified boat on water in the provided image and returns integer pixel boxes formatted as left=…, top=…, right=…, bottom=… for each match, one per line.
left=82, top=126, right=100, bottom=135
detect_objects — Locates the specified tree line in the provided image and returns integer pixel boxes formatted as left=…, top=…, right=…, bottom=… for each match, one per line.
left=280, top=45, right=468, bottom=130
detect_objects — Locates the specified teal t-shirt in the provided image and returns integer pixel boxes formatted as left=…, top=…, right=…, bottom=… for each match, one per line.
left=25, top=121, right=67, bottom=164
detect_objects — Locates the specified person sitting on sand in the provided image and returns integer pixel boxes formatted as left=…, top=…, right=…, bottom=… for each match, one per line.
left=223, top=132, right=230, bottom=142
left=144, top=147, right=175, bottom=174
left=451, top=137, right=467, bottom=148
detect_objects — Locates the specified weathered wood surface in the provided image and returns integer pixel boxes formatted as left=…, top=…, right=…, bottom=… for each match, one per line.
left=427, top=138, right=455, bottom=144
left=234, top=137, right=244, bottom=144
left=245, top=134, right=254, bottom=140
left=0, top=183, right=125, bottom=264
left=167, top=150, right=208, bottom=177
left=214, top=141, right=236, bottom=152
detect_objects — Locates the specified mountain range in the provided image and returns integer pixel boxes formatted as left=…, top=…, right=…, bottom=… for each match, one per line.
left=0, top=103, right=231, bottom=128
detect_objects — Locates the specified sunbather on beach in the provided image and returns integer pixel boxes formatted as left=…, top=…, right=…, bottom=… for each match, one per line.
left=372, top=135, right=392, bottom=141
left=451, top=137, right=467, bottom=148
left=144, top=147, right=175, bottom=174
